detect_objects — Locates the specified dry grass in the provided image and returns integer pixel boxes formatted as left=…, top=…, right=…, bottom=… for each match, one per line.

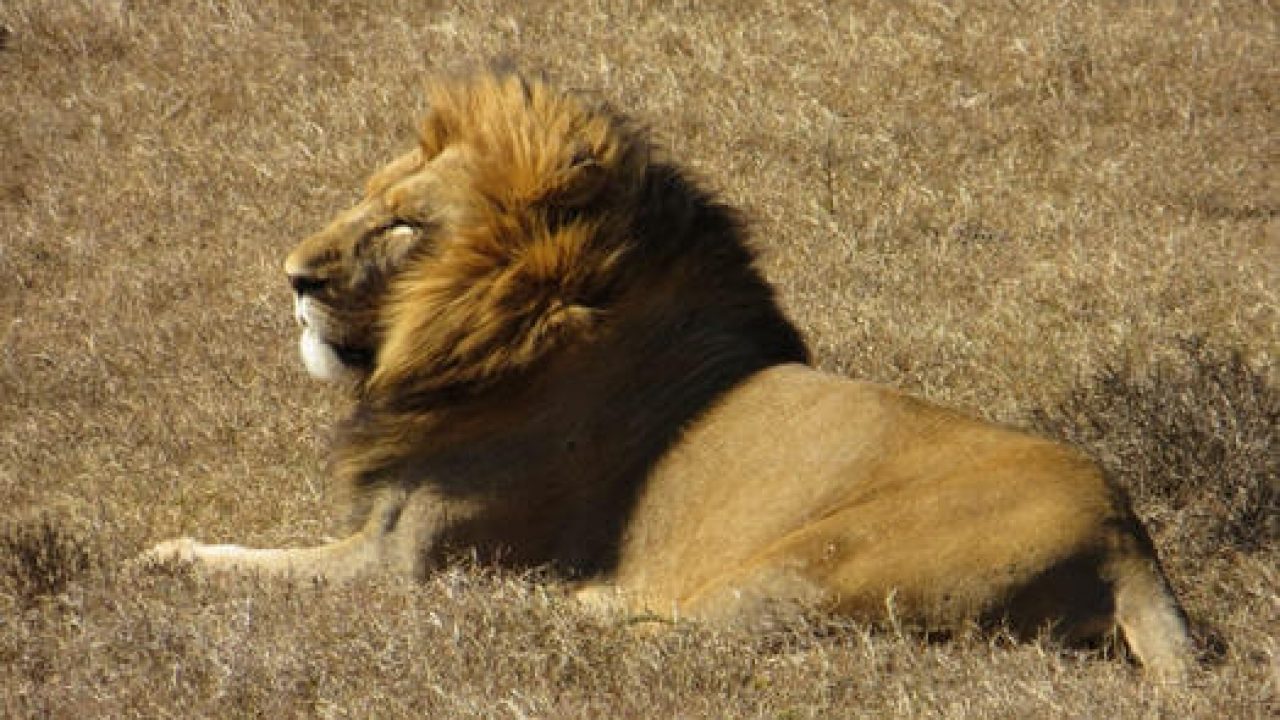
left=1, top=0, right=1276, bottom=717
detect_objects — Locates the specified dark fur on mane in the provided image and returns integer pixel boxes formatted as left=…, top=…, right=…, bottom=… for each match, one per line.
left=329, top=74, right=808, bottom=574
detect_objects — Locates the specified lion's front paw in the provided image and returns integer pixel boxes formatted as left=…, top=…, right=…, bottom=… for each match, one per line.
left=135, top=537, right=201, bottom=567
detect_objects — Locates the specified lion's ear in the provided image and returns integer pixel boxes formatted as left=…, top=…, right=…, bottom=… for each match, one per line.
left=569, top=146, right=595, bottom=168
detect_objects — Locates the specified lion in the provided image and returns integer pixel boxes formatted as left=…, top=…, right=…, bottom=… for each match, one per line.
left=143, top=72, right=1192, bottom=679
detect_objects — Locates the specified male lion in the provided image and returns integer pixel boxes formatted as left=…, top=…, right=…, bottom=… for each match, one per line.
left=144, top=72, right=1191, bottom=679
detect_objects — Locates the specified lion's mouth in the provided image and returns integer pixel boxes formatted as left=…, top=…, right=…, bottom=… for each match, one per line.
left=293, top=295, right=372, bottom=371
left=331, top=343, right=374, bottom=369
left=297, top=322, right=374, bottom=382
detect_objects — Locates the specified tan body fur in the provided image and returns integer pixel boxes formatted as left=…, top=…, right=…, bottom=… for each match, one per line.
left=143, top=72, right=1191, bottom=679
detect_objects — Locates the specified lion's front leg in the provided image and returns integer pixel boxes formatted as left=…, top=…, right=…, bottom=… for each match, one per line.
left=136, top=488, right=410, bottom=581
left=137, top=532, right=387, bottom=582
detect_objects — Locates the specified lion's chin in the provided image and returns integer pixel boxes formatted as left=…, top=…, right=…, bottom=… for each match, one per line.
left=298, top=329, right=365, bottom=383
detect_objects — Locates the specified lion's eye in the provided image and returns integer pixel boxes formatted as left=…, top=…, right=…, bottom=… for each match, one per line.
left=380, top=221, right=421, bottom=239
left=355, top=221, right=422, bottom=258
left=354, top=220, right=429, bottom=269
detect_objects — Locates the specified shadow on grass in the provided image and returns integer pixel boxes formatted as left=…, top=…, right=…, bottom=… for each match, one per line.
left=1033, top=335, right=1277, bottom=556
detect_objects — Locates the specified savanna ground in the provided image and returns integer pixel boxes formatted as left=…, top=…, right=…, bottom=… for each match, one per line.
left=1, top=0, right=1276, bottom=717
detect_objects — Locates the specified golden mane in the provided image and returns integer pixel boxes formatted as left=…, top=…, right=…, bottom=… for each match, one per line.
left=367, top=74, right=806, bottom=395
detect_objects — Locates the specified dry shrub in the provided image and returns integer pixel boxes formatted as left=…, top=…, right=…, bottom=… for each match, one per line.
left=0, top=515, right=95, bottom=606
left=1033, top=336, right=1278, bottom=556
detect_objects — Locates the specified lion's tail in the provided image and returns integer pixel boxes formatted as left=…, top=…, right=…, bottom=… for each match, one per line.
left=1109, top=547, right=1194, bottom=681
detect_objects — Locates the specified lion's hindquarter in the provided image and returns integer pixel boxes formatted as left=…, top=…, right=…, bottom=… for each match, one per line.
left=613, top=364, right=1186, bottom=649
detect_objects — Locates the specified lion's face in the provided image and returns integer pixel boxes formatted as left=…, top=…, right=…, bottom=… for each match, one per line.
left=284, top=148, right=455, bottom=383
left=283, top=74, right=646, bottom=391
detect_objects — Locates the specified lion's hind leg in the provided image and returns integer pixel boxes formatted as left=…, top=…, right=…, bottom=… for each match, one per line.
left=571, top=566, right=830, bottom=633
left=571, top=582, right=676, bottom=631
left=668, top=561, right=836, bottom=632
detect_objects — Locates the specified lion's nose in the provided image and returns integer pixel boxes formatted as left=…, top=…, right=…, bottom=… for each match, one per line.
left=288, top=273, right=327, bottom=296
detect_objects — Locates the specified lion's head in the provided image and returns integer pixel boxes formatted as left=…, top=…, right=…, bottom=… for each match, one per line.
left=284, top=72, right=806, bottom=404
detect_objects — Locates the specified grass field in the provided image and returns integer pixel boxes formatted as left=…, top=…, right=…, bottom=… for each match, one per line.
left=1, top=0, right=1276, bottom=717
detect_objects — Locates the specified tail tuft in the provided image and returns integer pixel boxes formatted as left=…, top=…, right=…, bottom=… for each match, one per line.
left=1113, top=556, right=1193, bottom=681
